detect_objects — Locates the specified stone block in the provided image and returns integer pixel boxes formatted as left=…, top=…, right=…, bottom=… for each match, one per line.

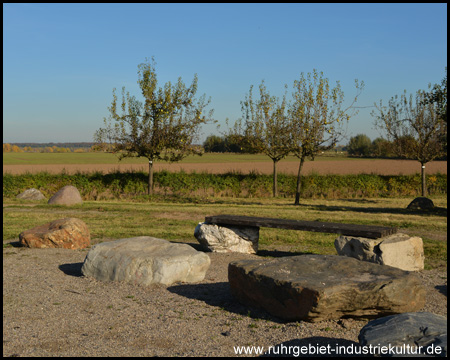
left=335, top=233, right=424, bottom=271
left=228, top=254, right=425, bottom=322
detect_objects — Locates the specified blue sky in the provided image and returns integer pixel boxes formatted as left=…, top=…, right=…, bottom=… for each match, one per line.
left=3, top=3, right=447, bottom=144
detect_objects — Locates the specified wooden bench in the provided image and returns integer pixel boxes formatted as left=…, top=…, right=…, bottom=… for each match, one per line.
left=204, top=214, right=397, bottom=239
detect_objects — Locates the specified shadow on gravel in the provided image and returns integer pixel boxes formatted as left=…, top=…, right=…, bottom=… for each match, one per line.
left=257, top=249, right=314, bottom=258
left=59, top=262, right=84, bottom=277
left=436, top=285, right=447, bottom=297
left=167, top=281, right=283, bottom=323
left=259, top=337, right=366, bottom=357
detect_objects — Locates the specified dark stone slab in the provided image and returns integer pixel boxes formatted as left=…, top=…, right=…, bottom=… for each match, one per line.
left=228, top=254, right=426, bottom=322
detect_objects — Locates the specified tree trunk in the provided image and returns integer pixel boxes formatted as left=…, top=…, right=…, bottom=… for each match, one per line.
left=294, top=156, right=306, bottom=205
left=148, top=159, right=154, bottom=196
left=421, top=163, right=427, bottom=197
left=272, top=159, right=278, bottom=197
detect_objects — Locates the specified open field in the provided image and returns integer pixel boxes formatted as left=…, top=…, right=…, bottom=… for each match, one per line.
left=3, top=197, right=447, bottom=356
left=3, top=152, right=447, bottom=175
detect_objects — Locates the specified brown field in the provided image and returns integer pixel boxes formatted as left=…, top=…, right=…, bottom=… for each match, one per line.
left=2, top=159, right=447, bottom=176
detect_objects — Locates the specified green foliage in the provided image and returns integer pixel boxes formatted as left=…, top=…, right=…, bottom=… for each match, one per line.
left=347, top=134, right=373, bottom=157
left=3, top=171, right=446, bottom=201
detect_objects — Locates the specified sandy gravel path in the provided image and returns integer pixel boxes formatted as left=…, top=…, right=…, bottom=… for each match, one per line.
left=3, top=240, right=447, bottom=357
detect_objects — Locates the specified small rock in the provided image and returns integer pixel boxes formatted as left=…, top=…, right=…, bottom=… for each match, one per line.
left=19, top=217, right=90, bottom=249
left=48, top=185, right=82, bottom=205
left=407, top=197, right=435, bottom=210
left=16, top=188, right=45, bottom=201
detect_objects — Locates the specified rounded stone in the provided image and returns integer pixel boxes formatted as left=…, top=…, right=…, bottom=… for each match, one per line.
left=48, top=185, right=82, bottom=205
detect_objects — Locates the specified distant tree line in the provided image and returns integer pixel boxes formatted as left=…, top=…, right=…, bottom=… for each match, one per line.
left=3, top=142, right=96, bottom=153
left=202, top=134, right=258, bottom=153
left=345, top=134, right=447, bottom=160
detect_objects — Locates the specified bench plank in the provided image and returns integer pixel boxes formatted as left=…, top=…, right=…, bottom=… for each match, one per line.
left=204, top=215, right=397, bottom=239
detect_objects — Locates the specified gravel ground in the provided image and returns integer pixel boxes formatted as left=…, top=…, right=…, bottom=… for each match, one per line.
left=3, top=241, right=447, bottom=357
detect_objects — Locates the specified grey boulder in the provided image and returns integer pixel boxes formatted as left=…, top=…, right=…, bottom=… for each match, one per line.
left=48, top=185, right=82, bottom=205
left=16, top=188, right=46, bottom=200
left=81, top=236, right=211, bottom=286
left=359, top=312, right=447, bottom=357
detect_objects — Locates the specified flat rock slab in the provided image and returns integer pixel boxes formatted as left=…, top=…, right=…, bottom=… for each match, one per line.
left=228, top=254, right=426, bottom=322
left=81, top=236, right=211, bottom=286
left=359, top=312, right=447, bottom=357
left=19, top=217, right=90, bottom=249
left=335, top=233, right=424, bottom=271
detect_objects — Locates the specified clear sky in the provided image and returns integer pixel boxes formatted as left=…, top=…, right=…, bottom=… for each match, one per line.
left=3, top=3, right=447, bottom=144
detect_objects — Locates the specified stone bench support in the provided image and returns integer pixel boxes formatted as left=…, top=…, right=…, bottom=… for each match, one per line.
left=195, top=215, right=424, bottom=271
left=334, top=233, right=424, bottom=271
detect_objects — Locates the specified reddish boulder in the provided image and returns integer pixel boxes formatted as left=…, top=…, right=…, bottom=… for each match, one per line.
left=48, top=185, right=82, bottom=205
left=19, top=218, right=90, bottom=249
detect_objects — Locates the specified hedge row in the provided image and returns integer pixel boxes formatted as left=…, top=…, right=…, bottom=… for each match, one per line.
left=3, top=170, right=447, bottom=200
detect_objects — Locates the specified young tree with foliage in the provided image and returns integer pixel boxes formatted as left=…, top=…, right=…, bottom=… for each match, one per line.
left=94, top=58, right=214, bottom=195
left=424, top=68, right=447, bottom=156
left=237, top=81, right=291, bottom=197
left=289, top=70, right=364, bottom=205
left=372, top=86, right=446, bottom=197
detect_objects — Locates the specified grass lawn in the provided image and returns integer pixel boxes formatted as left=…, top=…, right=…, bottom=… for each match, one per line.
left=3, top=196, right=447, bottom=270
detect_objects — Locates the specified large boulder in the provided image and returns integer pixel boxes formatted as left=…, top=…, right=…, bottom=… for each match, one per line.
left=335, top=233, right=424, bottom=271
left=81, top=236, right=211, bottom=286
left=228, top=254, right=425, bottom=322
left=16, top=188, right=46, bottom=201
left=19, top=217, right=90, bottom=249
left=359, top=312, right=447, bottom=357
left=194, top=222, right=259, bottom=254
left=48, top=185, right=82, bottom=205
left=407, top=197, right=435, bottom=210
